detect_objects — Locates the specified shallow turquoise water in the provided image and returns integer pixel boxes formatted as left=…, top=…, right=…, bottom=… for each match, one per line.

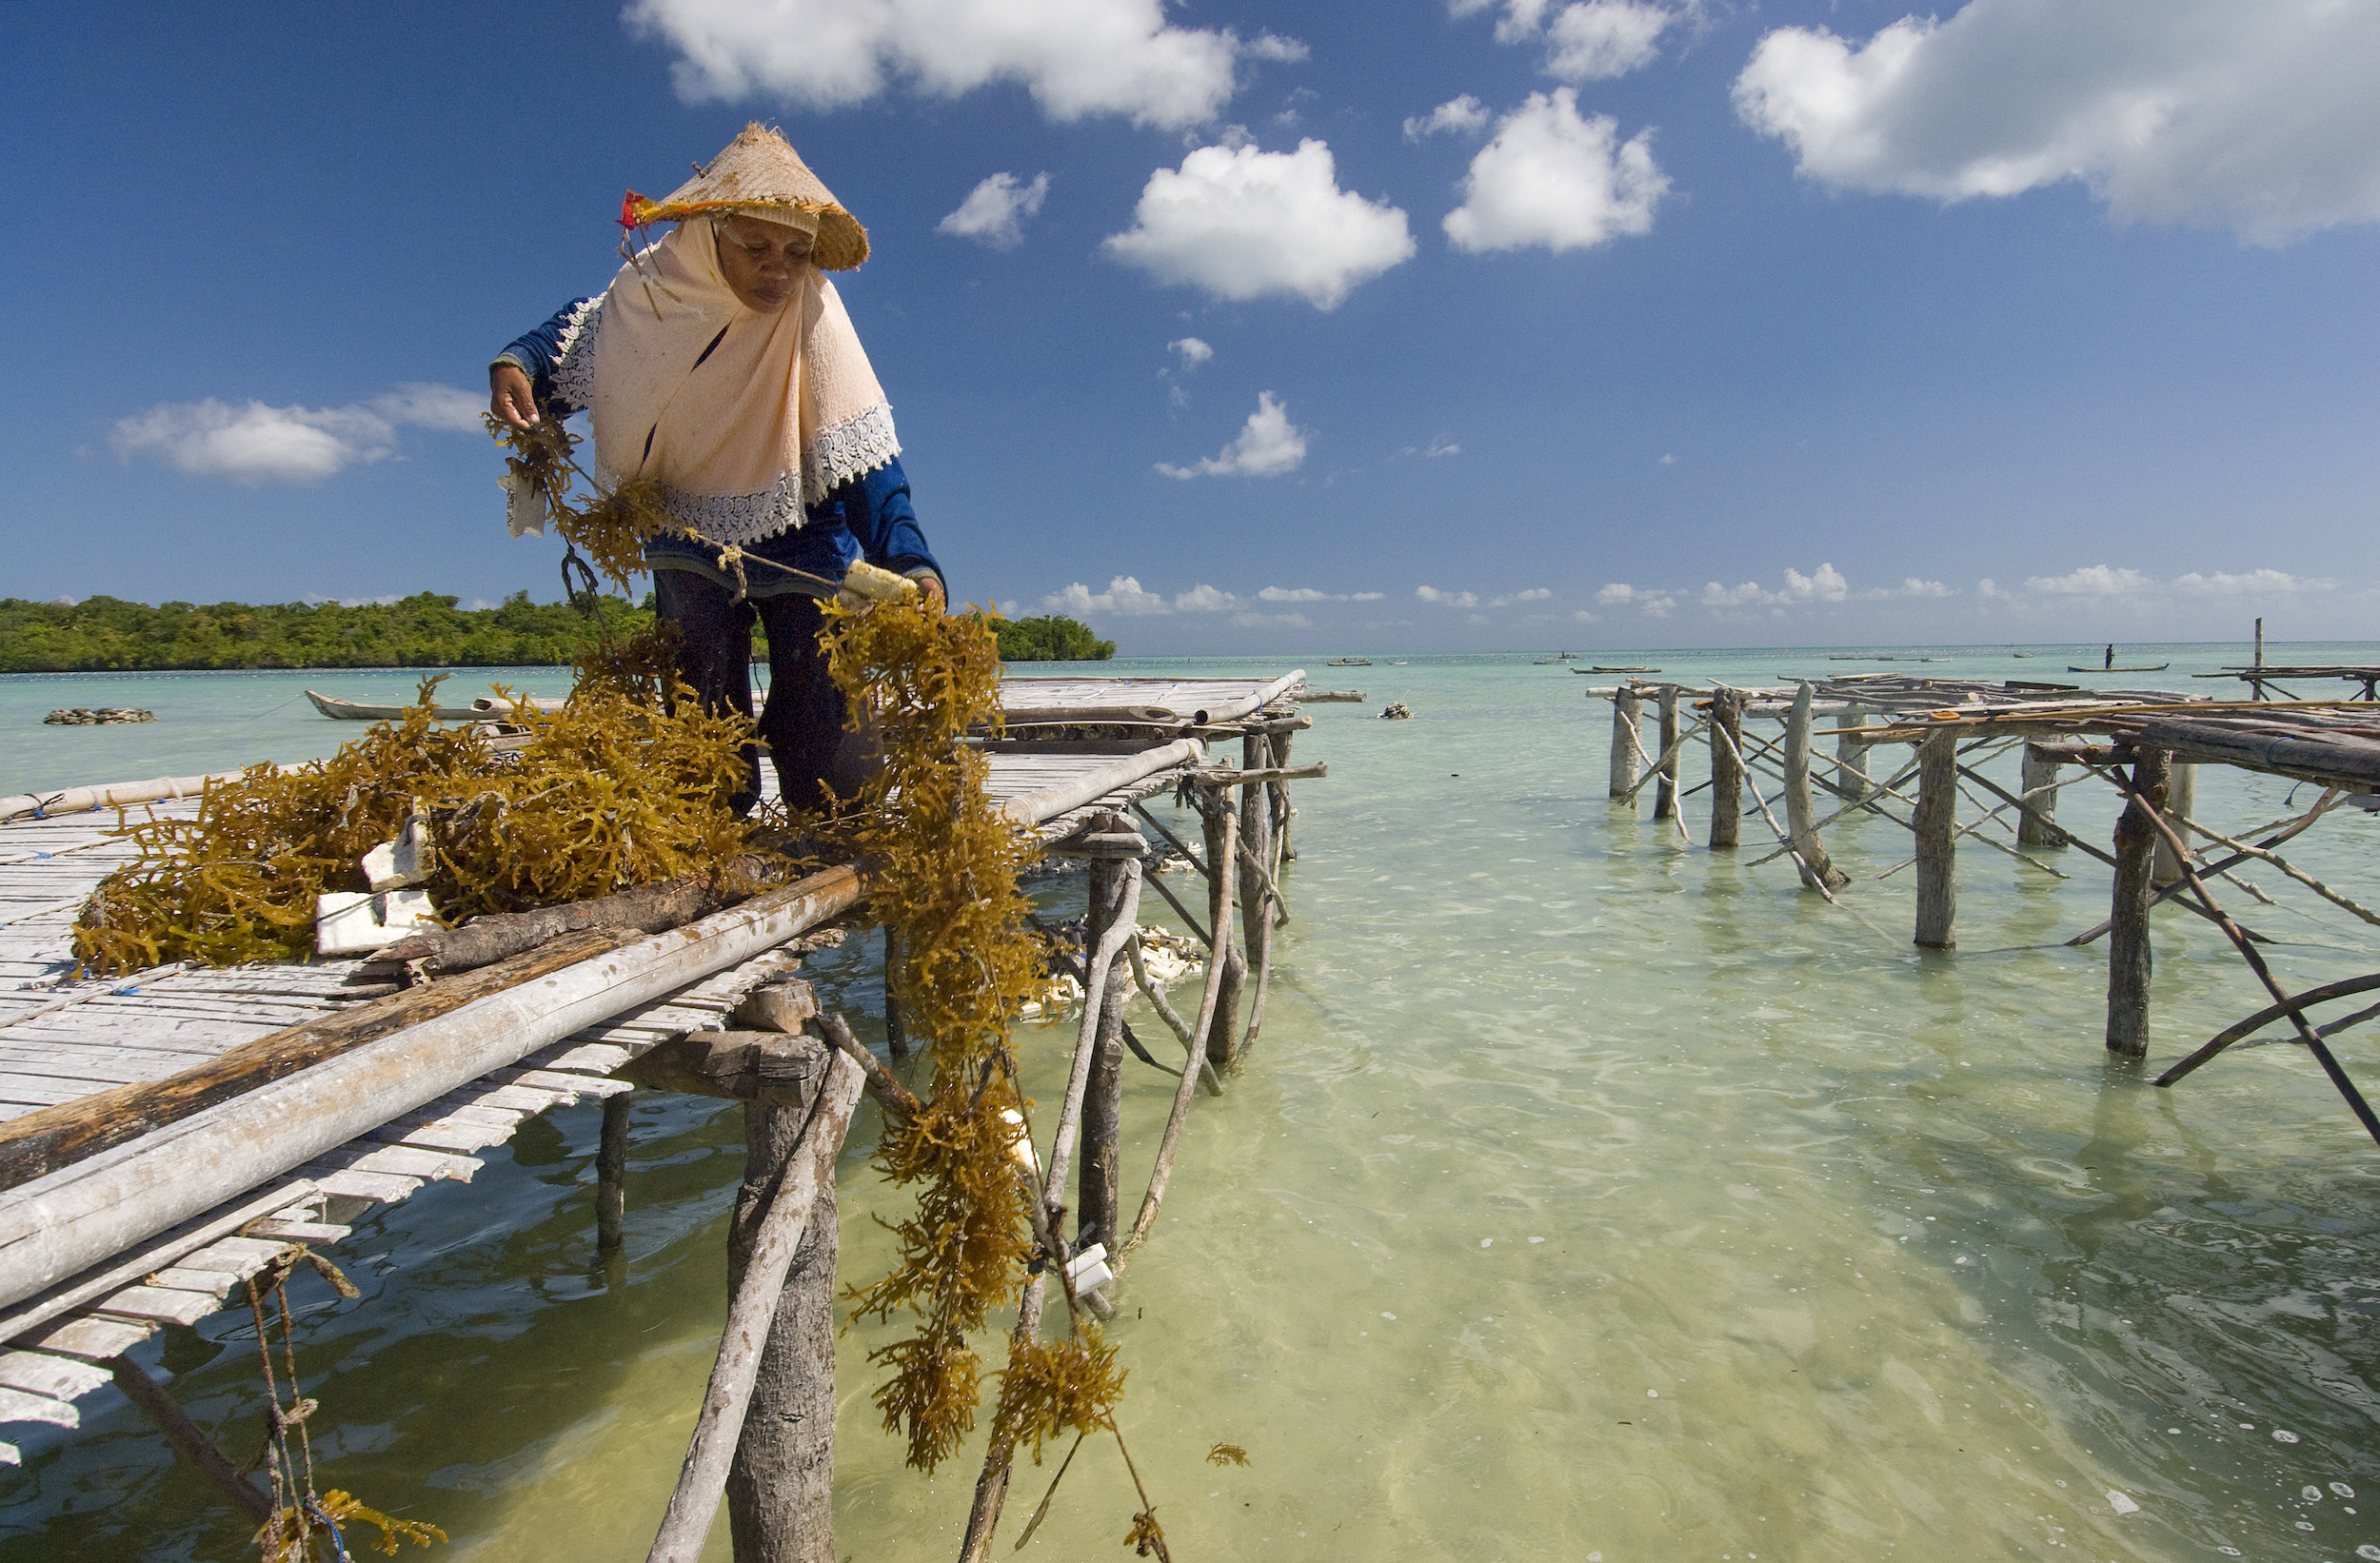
left=7, top=645, right=2380, bottom=1562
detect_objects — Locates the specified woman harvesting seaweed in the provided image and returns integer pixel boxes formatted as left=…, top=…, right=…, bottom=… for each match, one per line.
left=489, top=124, right=947, bottom=815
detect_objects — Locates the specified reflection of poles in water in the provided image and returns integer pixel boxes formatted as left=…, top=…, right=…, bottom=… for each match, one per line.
left=2104, top=644, right=2115, bottom=670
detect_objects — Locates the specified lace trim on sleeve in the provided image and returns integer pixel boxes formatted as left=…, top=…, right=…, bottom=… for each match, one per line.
left=802, top=401, right=901, bottom=505
left=551, top=296, right=604, bottom=412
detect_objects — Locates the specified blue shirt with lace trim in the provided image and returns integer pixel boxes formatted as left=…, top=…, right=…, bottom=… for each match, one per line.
left=496, top=300, right=943, bottom=601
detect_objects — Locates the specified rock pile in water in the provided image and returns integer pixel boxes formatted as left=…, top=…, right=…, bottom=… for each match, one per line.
left=46, top=707, right=155, bottom=725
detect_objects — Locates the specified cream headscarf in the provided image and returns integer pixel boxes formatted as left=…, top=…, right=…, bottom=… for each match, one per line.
left=564, top=214, right=901, bottom=547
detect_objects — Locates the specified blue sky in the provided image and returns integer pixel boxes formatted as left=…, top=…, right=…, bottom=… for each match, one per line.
left=5, top=0, right=2375, bottom=653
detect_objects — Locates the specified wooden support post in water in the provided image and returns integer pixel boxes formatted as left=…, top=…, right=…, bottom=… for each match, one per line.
left=724, top=1064, right=842, bottom=1563
left=1783, top=684, right=1849, bottom=893
left=1078, top=815, right=1135, bottom=1255
left=1239, top=733, right=1277, bottom=1051
left=1609, top=685, right=1643, bottom=801
left=1200, top=787, right=1246, bottom=1073
left=109, top=1355, right=274, bottom=1523
left=1914, top=729, right=1958, bottom=949
left=2017, top=743, right=2064, bottom=849
left=1269, top=729, right=1296, bottom=863
left=1708, top=689, right=1743, bottom=851
left=646, top=1047, right=861, bottom=1563
left=1833, top=705, right=1872, bottom=801
left=2106, top=747, right=2172, bottom=1058
left=596, top=1089, right=631, bottom=1252
left=1654, top=687, right=1681, bottom=821
left=2152, top=762, right=2198, bottom=887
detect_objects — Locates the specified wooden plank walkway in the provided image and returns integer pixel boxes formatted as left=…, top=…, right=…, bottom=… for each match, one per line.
left=0, top=672, right=1307, bottom=1462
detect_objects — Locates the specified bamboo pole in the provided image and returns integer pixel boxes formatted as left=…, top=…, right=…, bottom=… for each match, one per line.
left=596, top=1090, right=631, bottom=1252
left=725, top=1075, right=843, bottom=1563
left=1708, top=689, right=1743, bottom=851
left=109, top=1355, right=274, bottom=1523
left=1121, top=807, right=1239, bottom=1263
left=1609, top=686, right=1643, bottom=801
left=1078, top=827, right=1137, bottom=1255
left=646, top=1050, right=862, bottom=1563
left=1124, top=934, right=1222, bottom=1097
left=1654, top=687, right=1681, bottom=821
left=2016, top=743, right=2063, bottom=848
left=1269, top=729, right=1296, bottom=865
left=1914, top=729, right=1957, bottom=948
left=2106, top=748, right=2171, bottom=1058
left=1783, top=684, right=1848, bottom=893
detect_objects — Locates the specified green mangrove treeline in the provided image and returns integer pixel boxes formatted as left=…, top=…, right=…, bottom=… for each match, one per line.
left=0, top=593, right=1113, bottom=672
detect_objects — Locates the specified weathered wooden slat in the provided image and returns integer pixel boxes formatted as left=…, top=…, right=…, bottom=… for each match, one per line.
left=177, top=1237, right=288, bottom=1274
left=0, top=1349, right=110, bottom=1401
left=524, top=1041, right=637, bottom=1075
left=17, top=1315, right=149, bottom=1362
left=497, top=1066, right=633, bottom=1098
left=241, top=1217, right=350, bottom=1243
left=311, top=1169, right=421, bottom=1203
left=90, top=1285, right=219, bottom=1327
left=142, top=1266, right=238, bottom=1298
left=0, top=1383, right=78, bottom=1427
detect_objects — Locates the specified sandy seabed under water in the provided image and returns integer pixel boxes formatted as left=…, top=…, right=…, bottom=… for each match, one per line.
left=6, top=643, right=2380, bottom=1562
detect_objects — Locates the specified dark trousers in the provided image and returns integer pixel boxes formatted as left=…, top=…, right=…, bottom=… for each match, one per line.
left=655, top=570, right=850, bottom=815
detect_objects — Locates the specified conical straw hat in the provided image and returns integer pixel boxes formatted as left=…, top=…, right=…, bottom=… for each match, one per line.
left=623, top=123, right=869, bottom=270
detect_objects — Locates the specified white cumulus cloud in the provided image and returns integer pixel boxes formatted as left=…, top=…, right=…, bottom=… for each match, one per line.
left=1490, top=587, right=1554, bottom=606
left=1416, top=585, right=1480, bottom=607
left=1444, top=89, right=1668, bottom=253
left=626, top=0, right=1300, bottom=129
left=1104, top=139, right=1416, bottom=308
left=1457, top=0, right=1676, bottom=81
left=111, top=384, right=481, bottom=485
left=2172, top=568, right=2330, bottom=596
left=1157, top=391, right=1309, bottom=479
left=2024, top=564, right=2155, bottom=597
left=1259, top=585, right=1386, bottom=602
left=1732, top=0, right=2380, bottom=246
left=1405, top=95, right=1490, bottom=140
left=1544, top=1, right=1673, bottom=80
left=1168, top=336, right=1214, bottom=369
left=937, top=171, right=1050, bottom=248
left=1040, top=576, right=1243, bottom=616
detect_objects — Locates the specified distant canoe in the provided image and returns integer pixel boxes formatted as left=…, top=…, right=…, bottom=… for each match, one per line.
left=1579, top=665, right=1657, bottom=673
left=306, top=689, right=482, bottom=722
left=2068, top=663, right=2171, bottom=673
left=1328, top=658, right=1373, bottom=666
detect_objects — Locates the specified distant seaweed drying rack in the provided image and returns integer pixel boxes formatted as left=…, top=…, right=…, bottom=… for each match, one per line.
left=1590, top=670, right=2380, bottom=1145
left=0, top=669, right=1333, bottom=1562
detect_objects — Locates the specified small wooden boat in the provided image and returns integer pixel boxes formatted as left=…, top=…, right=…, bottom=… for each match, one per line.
left=2068, top=663, right=2171, bottom=673
left=1328, top=657, right=1372, bottom=666
left=1532, top=652, right=1577, bottom=664
left=1579, top=665, right=1657, bottom=674
left=306, top=689, right=482, bottom=722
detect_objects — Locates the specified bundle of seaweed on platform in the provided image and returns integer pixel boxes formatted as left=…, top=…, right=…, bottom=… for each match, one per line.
left=73, top=655, right=776, bottom=975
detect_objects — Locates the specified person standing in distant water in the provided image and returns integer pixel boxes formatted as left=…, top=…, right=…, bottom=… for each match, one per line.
left=2104, top=643, right=2115, bottom=670
left=487, top=124, right=945, bottom=816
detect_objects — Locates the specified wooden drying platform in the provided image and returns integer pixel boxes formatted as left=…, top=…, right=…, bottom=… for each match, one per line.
left=1590, top=669, right=2380, bottom=1148
left=0, top=669, right=1326, bottom=1563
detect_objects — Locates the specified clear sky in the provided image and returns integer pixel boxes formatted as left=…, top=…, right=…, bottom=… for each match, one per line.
left=6, top=1, right=2375, bottom=653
